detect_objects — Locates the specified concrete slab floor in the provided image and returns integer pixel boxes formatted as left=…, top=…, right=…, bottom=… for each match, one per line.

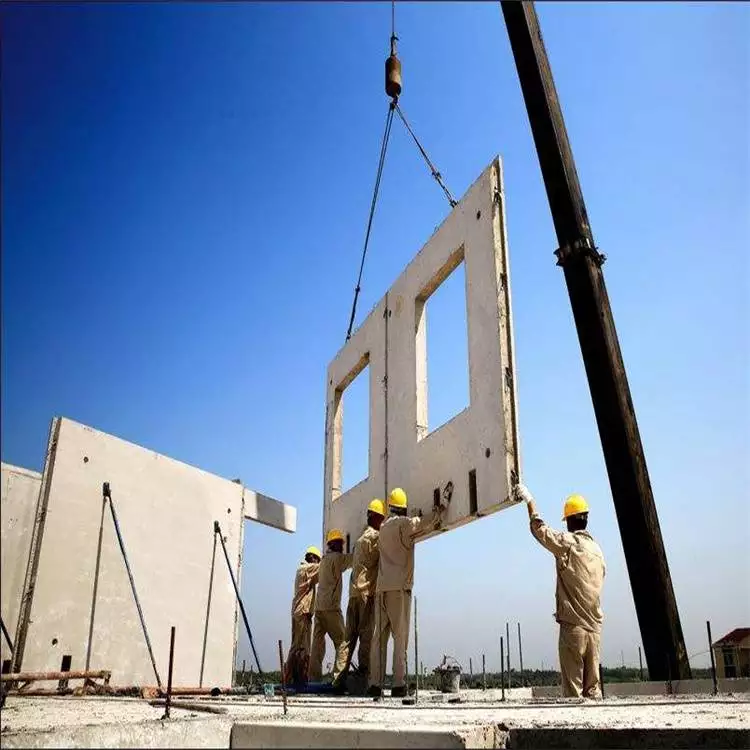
left=1, top=692, right=748, bottom=748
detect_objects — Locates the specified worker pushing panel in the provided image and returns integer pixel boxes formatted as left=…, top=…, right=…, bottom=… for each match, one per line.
left=324, top=158, right=521, bottom=545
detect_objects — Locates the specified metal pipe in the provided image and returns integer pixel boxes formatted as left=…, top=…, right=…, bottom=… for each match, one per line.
left=1, top=669, right=111, bottom=682
left=85, top=491, right=108, bottom=672
left=500, top=637, right=505, bottom=701
left=469, top=657, right=473, bottom=688
left=506, top=622, right=511, bottom=687
left=639, top=646, right=644, bottom=680
left=104, top=483, right=162, bottom=689
left=215, top=521, right=264, bottom=677
left=278, top=640, right=288, bottom=715
left=163, top=626, right=176, bottom=719
left=599, top=663, right=605, bottom=698
left=482, top=653, right=486, bottom=690
left=413, top=596, right=419, bottom=702
left=707, top=621, right=718, bottom=695
left=199, top=531, right=218, bottom=687
left=517, top=622, right=524, bottom=678
left=148, top=699, right=227, bottom=715
left=500, top=0, right=690, bottom=681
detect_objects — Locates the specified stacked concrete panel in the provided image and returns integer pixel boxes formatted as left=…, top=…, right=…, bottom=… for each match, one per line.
left=4, top=416, right=296, bottom=687
left=323, top=158, right=521, bottom=546
left=0, top=464, right=41, bottom=667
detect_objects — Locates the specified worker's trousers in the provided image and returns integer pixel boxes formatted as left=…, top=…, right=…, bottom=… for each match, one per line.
left=309, top=609, right=347, bottom=681
left=559, top=623, right=601, bottom=698
left=369, top=590, right=412, bottom=689
left=291, top=614, right=312, bottom=655
left=339, top=595, right=375, bottom=678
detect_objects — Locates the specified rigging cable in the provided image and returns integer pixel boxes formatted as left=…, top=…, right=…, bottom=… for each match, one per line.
left=344, top=0, right=456, bottom=340
left=345, top=102, right=396, bottom=342
left=394, top=102, right=457, bottom=208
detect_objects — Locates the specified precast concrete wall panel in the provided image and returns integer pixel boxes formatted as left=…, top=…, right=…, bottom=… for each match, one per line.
left=0, top=463, right=41, bottom=666
left=17, top=417, right=244, bottom=687
left=324, top=298, right=388, bottom=548
left=324, top=158, right=521, bottom=544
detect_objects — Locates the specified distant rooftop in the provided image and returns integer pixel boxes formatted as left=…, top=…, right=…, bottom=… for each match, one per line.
left=713, top=627, right=750, bottom=647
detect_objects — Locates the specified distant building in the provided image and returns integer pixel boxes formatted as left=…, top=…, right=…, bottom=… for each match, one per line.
left=712, top=628, right=750, bottom=678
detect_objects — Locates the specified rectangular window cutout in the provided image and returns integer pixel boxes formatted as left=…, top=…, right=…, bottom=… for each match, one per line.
left=346, top=533, right=351, bottom=554
left=415, top=247, right=470, bottom=440
left=468, top=469, right=478, bottom=515
left=433, top=488, right=440, bottom=509
left=1, top=660, right=10, bottom=674
left=332, top=354, right=370, bottom=496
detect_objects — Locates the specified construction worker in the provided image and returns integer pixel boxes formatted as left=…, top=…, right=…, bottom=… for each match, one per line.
left=368, top=487, right=444, bottom=698
left=335, top=498, right=386, bottom=687
left=514, top=484, right=606, bottom=698
left=308, top=529, right=353, bottom=682
left=290, top=546, right=321, bottom=657
left=286, top=546, right=321, bottom=685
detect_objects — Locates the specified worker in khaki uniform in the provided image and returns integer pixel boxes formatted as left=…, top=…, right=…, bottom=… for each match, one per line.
left=335, top=499, right=386, bottom=687
left=515, top=484, right=606, bottom=698
left=291, top=546, right=321, bottom=655
left=308, top=529, right=353, bottom=682
left=368, top=488, right=444, bottom=699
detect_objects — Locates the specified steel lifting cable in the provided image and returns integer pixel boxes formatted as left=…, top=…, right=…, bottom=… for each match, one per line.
left=345, top=102, right=396, bottom=341
left=344, top=0, right=456, bottom=340
left=394, top=102, right=457, bottom=208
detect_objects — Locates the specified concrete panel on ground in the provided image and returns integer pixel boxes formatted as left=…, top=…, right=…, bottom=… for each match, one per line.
left=0, top=463, right=41, bottom=666
left=231, top=721, right=499, bottom=749
left=14, top=417, right=247, bottom=687
left=324, top=157, right=521, bottom=544
left=532, top=676, right=750, bottom=698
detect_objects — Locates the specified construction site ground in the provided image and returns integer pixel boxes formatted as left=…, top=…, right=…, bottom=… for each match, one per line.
left=1, top=688, right=748, bottom=749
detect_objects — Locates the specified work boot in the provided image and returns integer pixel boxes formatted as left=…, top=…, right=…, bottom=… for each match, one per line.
left=390, top=685, right=407, bottom=698
left=367, top=685, right=383, bottom=699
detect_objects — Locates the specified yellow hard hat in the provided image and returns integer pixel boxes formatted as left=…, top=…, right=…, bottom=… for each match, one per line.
left=368, top=498, right=386, bottom=516
left=326, top=529, right=344, bottom=544
left=389, top=487, right=407, bottom=509
left=305, top=546, right=321, bottom=559
left=562, top=494, right=589, bottom=520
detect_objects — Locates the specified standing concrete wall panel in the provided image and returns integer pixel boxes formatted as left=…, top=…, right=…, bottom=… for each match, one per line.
left=0, top=463, right=41, bottom=666
left=324, top=158, right=521, bottom=544
left=16, top=417, right=245, bottom=687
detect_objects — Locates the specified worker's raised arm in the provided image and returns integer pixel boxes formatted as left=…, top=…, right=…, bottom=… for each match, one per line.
left=514, top=483, right=570, bottom=558
left=408, top=505, right=444, bottom=538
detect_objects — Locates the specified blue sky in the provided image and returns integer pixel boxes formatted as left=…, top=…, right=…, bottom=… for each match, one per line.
left=2, top=2, right=747, bottom=675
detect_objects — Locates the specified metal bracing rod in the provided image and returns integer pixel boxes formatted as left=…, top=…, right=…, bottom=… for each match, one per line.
left=104, top=483, right=162, bottom=689
left=1, top=617, right=13, bottom=653
left=500, top=0, right=690, bottom=680
left=214, top=521, right=264, bottom=677
left=199, top=530, right=218, bottom=687
left=85, top=492, right=108, bottom=672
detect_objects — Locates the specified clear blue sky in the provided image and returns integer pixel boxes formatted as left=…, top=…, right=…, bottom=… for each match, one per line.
left=2, top=2, right=748, bottom=675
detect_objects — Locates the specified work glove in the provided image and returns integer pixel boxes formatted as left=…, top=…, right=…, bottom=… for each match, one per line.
left=513, top=483, right=537, bottom=520
left=513, top=484, right=534, bottom=505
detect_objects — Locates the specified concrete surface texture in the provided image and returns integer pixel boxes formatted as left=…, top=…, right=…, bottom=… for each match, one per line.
left=0, top=463, right=42, bottom=667
left=8, top=417, right=295, bottom=688
left=324, top=158, right=521, bottom=546
left=1, top=693, right=748, bottom=749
